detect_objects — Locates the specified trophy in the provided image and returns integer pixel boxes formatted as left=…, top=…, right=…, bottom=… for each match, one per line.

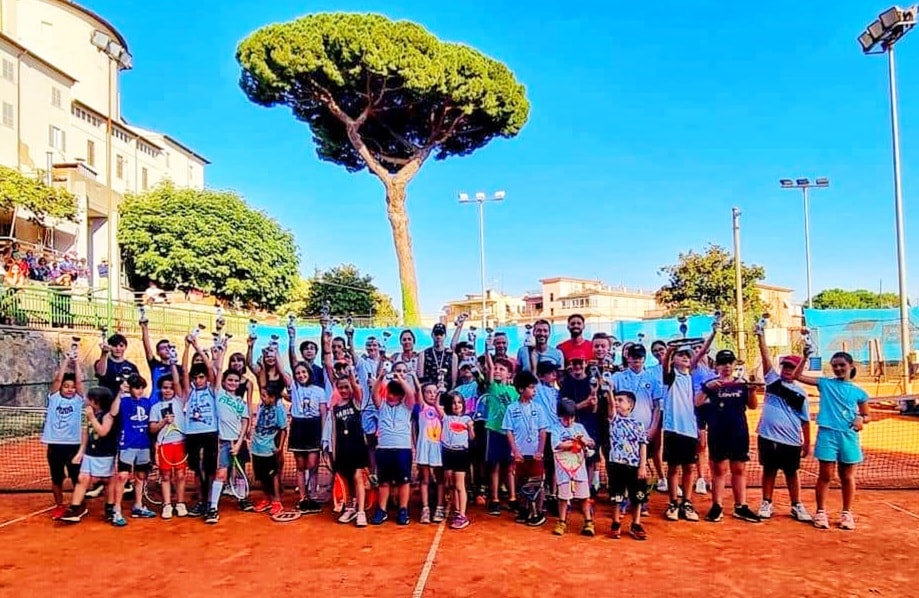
left=67, top=336, right=79, bottom=361
left=802, top=327, right=817, bottom=357
left=99, top=326, right=108, bottom=351
left=524, top=324, right=535, bottom=348
left=485, top=327, right=494, bottom=346
left=678, top=316, right=688, bottom=338
left=287, top=314, right=296, bottom=335
left=190, top=323, right=206, bottom=339
left=668, top=315, right=704, bottom=347
left=436, top=367, right=448, bottom=390
left=345, top=315, right=354, bottom=336
left=268, top=334, right=280, bottom=355
left=468, top=326, right=478, bottom=345
left=755, top=313, right=770, bottom=336
left=381, top=330, right=392, bottom=353
left=215, top=307, right=226, bottom=332
left=167, top=344, right=178, bottom=365
left=713, top=309, right=723, bottom=329
left=319, top=301, right=332, bottom=328
left=138, top=306, right=148, bottom=325
left=636, top=332, right=646, bottom=346
left=247, top=318, right=258, bottom=340
left=211, top=332, right=221, bottom=353
left=455, top=312, right=469, bottom=326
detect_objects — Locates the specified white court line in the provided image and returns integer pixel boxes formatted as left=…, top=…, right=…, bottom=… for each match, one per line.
left=0, top=505, right=54, bottom=529
left=883, top=501, right=919, bottom=521
left=411, top=520, right=447, bottom=598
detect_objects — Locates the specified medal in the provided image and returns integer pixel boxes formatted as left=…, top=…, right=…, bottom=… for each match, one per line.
left=343, top=429, right=349, bottom=436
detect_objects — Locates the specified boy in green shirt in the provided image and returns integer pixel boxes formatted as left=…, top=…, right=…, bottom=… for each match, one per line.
left=483, top=336, right=519, bottom=516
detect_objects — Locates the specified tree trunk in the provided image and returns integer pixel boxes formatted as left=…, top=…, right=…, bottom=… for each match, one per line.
left=384, top=181, right=421, bottom=326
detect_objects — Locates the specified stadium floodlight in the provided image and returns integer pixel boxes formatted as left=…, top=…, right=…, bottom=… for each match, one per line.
left=779, top=177, right=831, bottom=308
left=858, top=5, right=916, bottom=393
left=457, top=190, right=507, bottom=331
left=779, top=179, right=794, bottom=188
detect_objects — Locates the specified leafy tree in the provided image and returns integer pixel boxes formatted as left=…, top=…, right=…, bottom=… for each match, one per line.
left=237, top=13, right=530, bottom=324
left=812, top=288, right=902, bottom=309
left=118, top=182, right=299, bottom=309
left=657, top=244, right=767, bottom=360
left=0, top=166, right=78, bottom=222
left=276, top=277, right=312, bottom=318
left=303, top=263, right=399, bottom=325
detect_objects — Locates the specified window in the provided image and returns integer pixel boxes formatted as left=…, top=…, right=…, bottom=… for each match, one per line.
left=116, top=154, right=124, bottom=179
left=86, top=140, right=95, bottom=167
left=48, top=125, right=65, bottom=151
left=51, top=87, right=62, bottom=108
left=1, top=59, right=13, bottom=82
left=141, top=167, right=148, bottom=190
left=1, top=103, right=12, bottom=128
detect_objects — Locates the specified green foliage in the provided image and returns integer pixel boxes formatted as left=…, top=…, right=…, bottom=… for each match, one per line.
left=0, top=166, right=78, bottom=222
left=276, top=277, right=312, bottom=319
left=812, top=288, right=902, bottom=309
left=237, top=13, right=530, bottom=174
left=656, top=244, right=767, bottom=316
left=118, top=182, right=299, bottom=310
left=303, top=264, right=399, bottom=325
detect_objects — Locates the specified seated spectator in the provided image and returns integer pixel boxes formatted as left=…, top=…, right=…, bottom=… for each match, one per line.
left=144, top=281, right=167, bottom=304
left=30, top=257, right=50, bottom=282
left=4, top=261, right=27, bottom=288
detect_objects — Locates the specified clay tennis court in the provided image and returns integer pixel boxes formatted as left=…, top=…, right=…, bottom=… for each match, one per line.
left=0, top=488, right=917, bottom=597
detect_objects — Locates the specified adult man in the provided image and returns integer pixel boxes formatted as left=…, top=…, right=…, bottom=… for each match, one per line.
left=517, top=320, right=564, bottom=373
left=557, top=314, right=594, bottom=364
left=417, top=323, right=454, bottom=389
left=493, top=332, right=518, bottom=373
left=141, top=319, right=183, bottom=405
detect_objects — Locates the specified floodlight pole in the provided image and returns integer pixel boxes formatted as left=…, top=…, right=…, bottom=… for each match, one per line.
left=887, top=45, right=913, bottom=393
left=459, top=191, right=505, bottom=331
left=733, top=207, right=745, bottom=355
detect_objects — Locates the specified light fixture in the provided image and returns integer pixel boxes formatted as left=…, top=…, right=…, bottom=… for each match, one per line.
left=494, top=190, right=506, bottom=200
left=475, top=192, right=486, bottom=201
left=859, top=6, right=918, bottom=53
left=458, top=192, right=469, bottom=202
left=796, top=178, right=810, bottom=186
left=779, top=179, right=794, bottom=187
left=90, top=30, right=110, bottom=50
left=815, top=177, right=830, bottom=187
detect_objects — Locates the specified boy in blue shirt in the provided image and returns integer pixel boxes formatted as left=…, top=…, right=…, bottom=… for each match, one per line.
left=251, top=385, right=289, bottom=517
left=503, top=370, right=549, bottom=527
left=369, top=368, right=417, bottom=526
left=608, top=390, right=649, bottom=539
left=114, top=374, right=156, bottom=525
left=661, top=344, right=700, bottom=522
left=181, top=335, right=220, bottom=519
left=43, top=353, right=87, bottom=519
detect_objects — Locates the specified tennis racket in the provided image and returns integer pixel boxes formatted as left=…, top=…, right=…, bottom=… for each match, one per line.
left=315, top=453, right=334, bottom=505
left=143, top=467, right=164, bottom=508
left=332, top=472, right=348, bottom=514
left=271, top=510, right=302, bottom=523
left=519, top=476, right=544, bottom=516
left=227, top=456, right=250, bottom=500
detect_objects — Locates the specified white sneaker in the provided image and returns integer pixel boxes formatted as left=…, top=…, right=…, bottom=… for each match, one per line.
left=694, top=478, right=708, bottom=495
left=790, top=502, right=813, bottom=523
left=677, top=485, right=684, bottom=498
left=656, top=478, right=669, bottom=493
left=420, top=506, right=431, bottom=524
left=839, top=510, right=856, bottom=531
left=355, top=510, right=368, bottom=527
left=175, top=503, right=188, bottom=517
left=813, top=509, right=829, bottom=529
left=162, top=504, right=174, bottom=520
left=338, top=507, right=358, bottom=524
left=758, top=501, right=774, bottom=519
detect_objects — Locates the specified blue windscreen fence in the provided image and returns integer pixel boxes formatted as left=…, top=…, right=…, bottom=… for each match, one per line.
left=803, top=307, right=919, bottom=362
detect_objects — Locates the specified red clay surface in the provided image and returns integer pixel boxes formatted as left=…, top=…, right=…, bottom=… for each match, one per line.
left=1, top=489, right=917, bottom=597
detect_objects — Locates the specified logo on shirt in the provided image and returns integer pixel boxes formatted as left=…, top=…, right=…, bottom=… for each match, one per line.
left=129, top=406, right=148, bottom=423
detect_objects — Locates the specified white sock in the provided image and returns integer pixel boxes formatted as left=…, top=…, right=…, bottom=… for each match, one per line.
left=209, top=481, right=222, bottom=509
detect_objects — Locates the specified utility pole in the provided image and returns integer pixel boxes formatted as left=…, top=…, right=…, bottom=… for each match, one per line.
left=733, top=207, right=745, bottom=355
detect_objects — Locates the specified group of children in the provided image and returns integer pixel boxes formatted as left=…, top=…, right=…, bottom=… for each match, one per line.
left=42, top=312, right=871, bottom=537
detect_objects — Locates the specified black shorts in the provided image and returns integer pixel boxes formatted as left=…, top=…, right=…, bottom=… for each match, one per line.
left=185, top=432, right=219, bottom=478
left=485, top=430, right=512, bottom=466
left=758, top=436, right=801, bottom=475
left=376, top=448, right=412, bottom=485
left=442, top=448, right=471, bottom=472
left=334, top=447, right=370, bottom=480
left=289, top=417, right=322, bottom=453
left=252, top=454, right=280, bottom=489
left=47, top=444, right=80, bottom=487
left=708, top=428, right=750, bottom=463
left=607, top=462, right=648, bottom=504
left=663, top=432, right=698, bottom=467
left=471, top=421, right=487, bottom=463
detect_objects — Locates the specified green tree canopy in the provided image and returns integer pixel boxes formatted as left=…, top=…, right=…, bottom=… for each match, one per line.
left=237, top=13, right=529, bottom=324
left=812, top=288, right=902, bottom=309
left=0, top=166, right=78, bottom=222
left=118, top=182, right=299, bottom=309
left=300, top=263, right=399, bottom=325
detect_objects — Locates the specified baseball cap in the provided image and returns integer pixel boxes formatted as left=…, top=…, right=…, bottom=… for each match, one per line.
left=715, top=349, right=736, bottom=365
left=626, top=344, right=647, bottom=358
left=779, top=355, right=802, bottom=368
left=432, top=323, right=447, bottom=335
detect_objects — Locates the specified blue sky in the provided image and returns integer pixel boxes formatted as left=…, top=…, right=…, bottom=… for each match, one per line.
left=89, top=0, right=919, bottom=316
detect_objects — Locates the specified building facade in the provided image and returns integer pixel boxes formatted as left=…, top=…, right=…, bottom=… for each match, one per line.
left=442, top=289, right=526, bottom=329
left=0, top=0, right=207, bottom=294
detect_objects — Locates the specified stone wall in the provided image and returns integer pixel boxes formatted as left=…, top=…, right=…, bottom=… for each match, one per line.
left=0, top=325, right=253, bottom=407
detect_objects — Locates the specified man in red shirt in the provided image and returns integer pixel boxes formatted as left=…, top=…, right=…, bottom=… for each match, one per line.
left=557, top=314, right=593, bottom=364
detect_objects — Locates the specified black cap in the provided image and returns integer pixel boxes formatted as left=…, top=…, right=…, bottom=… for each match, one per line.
left=432, top=323, right=447, bottom=335
left=557, top=398, right=577, bottom=418
left=626, top=344, right=647, bottom=358
left=715, top=349, right=736, bottom=365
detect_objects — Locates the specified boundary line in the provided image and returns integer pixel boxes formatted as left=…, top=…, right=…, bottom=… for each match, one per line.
left=411, top=520, right=446, bottom=598
left=883, top=501, right=919, bottom=521
left=0, top=505, right=53, bottom=529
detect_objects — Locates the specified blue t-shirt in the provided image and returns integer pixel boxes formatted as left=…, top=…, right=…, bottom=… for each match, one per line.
left=609, top=413, right=648, bottom=467
left=289, top=383, right=326, bottom=419
left=216, top=390, right=250, bottom=441
left=515, top=346, right=564, bottom=372
left=815, top=377, right=868, bottom=432
left=41, top=392, right=84, bottom=445
left=377, top=401, right=413, bottom=449
left=147, top=358, right=183, bottom=404
left=251, top=402, right=288, bottom=457
left=118, top=396, right=152, bottom=450
left=612, top=368, right=663, bottom=431
left=534, top=383, right=560, bottom=428
left=185, top=386, right=218, bottom=435
left=502, top=400, right=549, bottom=457
left=757, top=370, right=809, bottom=446
left=662, top=370, right=698, bottom=438
left=150, top=398, right=186, bottom=445
left=454, top=380, right=479, bottom=416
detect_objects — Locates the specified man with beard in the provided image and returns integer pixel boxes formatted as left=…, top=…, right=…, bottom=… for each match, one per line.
left=557, top=314, right=593, bottom=364
left=517, top=320, right=564, bottom=373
